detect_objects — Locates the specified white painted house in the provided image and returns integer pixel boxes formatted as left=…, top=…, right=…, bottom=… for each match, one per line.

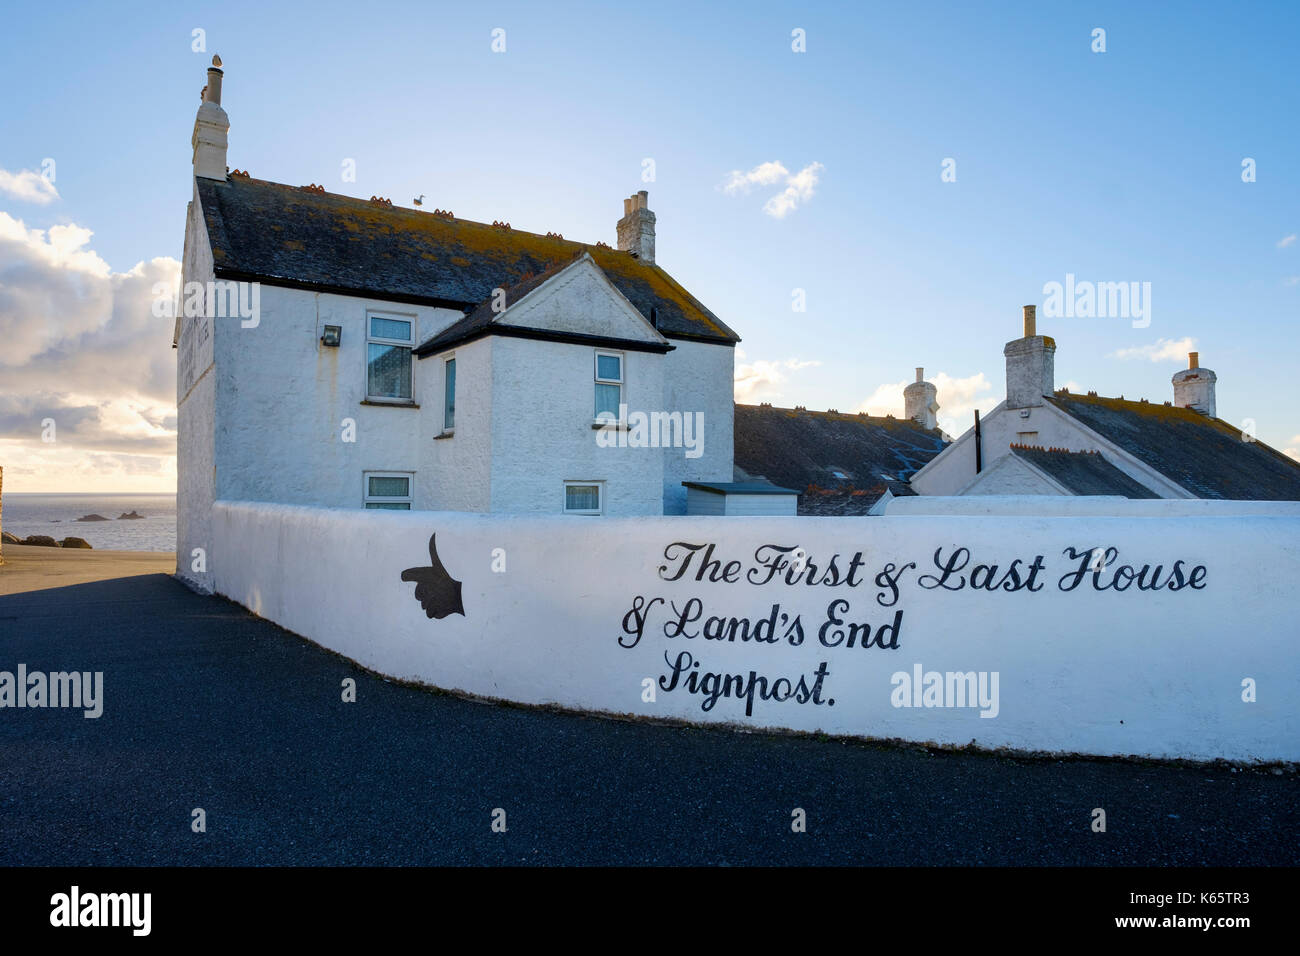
left=174, top=59, right=739, bottom=591
left=910, top=305, right=1300, bottom=501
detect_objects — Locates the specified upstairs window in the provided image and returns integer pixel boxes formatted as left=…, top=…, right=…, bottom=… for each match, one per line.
left=367, top=314, right=414, bottom=401
left=364, top=472, right=412, bottom=510
left=444, top=357, right=456, bottom=431
left=595, top=351, right=623, bottom=420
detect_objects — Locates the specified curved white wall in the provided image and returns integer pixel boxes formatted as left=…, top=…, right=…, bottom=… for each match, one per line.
left=210, top=500, right=1300, bottom=762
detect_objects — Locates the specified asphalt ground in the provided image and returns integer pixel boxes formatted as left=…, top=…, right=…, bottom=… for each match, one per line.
left=0, top=573, right=1295, bottom=865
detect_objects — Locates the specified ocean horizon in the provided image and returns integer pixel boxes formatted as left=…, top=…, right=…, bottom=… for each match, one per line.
left=2, top=493, right=176, bottom=552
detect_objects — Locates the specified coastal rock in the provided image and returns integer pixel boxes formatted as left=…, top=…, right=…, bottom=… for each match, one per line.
left=22, top=535, right=60, bottom=547
left=1, top=531, right=19, bottom=545
left=77, top=514, right=110, bottom=522
left=117, top=511, right=145, bottom=520
left=59, top=537, right=93, bottom=549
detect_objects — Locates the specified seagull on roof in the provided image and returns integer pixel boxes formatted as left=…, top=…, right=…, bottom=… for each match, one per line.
left=414, top=194, right=425, bottom=206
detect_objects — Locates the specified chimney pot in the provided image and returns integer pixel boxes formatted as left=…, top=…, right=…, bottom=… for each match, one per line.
left=915, top=367, right=924, bottom=382
left=1188, top=351, right=1199, bottom=369
left=1023, top=304, right=1036, bottom=338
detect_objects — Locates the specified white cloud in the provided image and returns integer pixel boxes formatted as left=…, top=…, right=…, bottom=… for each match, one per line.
left=1110, top=336, right=1197, bottom=362
left=722, top=161, right=823, bottom=218
left=855, top=371, right=994, bottom=436
left=722, top=161, right=789, bottom=195
left=1286, top=436, right=1300, bottom=462
left=0, top=168, right=60, bottom=204
left=1278, top=234, right=1297, bottom=248
left=0, top=211, right=180, bottom=491
left=734, top=356, right=822, bottom=403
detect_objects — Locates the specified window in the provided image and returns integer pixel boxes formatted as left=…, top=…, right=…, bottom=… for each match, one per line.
left=594, top=350, right=623, bottom=420
left=366, top=314, right=414, bottom=401
left=564, top=481, right=603, bottom=515
left=1016, top=431, right=1039, bottom=445
left=364, top=472, right=413, bottom=510
left=444, top=357, right=456, bottom=431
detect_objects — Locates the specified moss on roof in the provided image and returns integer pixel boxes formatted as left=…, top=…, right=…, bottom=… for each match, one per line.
left=196, top=176, right=738, bottom=343
left=1049, top=392, right=1300, bottom=500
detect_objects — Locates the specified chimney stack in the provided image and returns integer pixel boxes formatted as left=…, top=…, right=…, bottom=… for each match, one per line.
left=1004, top=304, right=1055, bottom=408
left=1172, top=351, right=1216, bottom=417
left=616, top=190, right=655, bottom=264
left=192, top=55, right=230, bottom=181
left=904, top=367, right=940, bottom=430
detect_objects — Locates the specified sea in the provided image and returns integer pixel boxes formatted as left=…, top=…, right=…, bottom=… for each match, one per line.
left=2, top=494, right=176, bottom=552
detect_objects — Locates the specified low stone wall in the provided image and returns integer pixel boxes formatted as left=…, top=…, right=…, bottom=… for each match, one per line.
left=210, top=499, right=1300, bottom=762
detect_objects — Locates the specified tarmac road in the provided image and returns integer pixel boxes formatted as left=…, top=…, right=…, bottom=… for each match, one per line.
left=0, top=573, right=1295, bottom=866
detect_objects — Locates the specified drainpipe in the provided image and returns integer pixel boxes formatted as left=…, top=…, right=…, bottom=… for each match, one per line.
left=974, top=409, right=982, bottom=474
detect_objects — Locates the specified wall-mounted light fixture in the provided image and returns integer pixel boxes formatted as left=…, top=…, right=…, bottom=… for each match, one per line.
left=321, top=325, right=342, bottom=347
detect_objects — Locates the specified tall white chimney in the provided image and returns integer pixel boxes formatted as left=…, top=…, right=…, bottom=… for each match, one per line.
left=192, top=55, right=229, bottom=181
left=903, top=367, right=939, bottom=429
left=1004, top=304, right=1055, bottom=408
left=616, top=190, right=655, bottom=263
left=1172, top=351, right=1216, bottom=417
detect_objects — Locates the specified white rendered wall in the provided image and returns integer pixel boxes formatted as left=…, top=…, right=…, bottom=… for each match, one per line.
left=211, top=500, right=1300, bottom=762
left=212, top=286, right=463, bottom=509
left=175, top=187, right=217, bottom=591
left=958, top=454, right=1064, bottom=496
left=488, top=336, right=665, bottom=515
left=662, top=340, right=735, bottom=515
left=420, top=337, right=493, bottom=512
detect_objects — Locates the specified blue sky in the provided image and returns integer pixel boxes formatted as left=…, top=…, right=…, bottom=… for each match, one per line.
left=2, top=0, right=1298, bottom=491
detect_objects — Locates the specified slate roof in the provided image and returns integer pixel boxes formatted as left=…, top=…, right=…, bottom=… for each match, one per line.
left=1008, top=445, right=1159, bottom=498
left=195, top=176, right=738, bottom=344
left=1048, top=392, right=1300, bottom=500
left=733, top=404, right=948, bottom=515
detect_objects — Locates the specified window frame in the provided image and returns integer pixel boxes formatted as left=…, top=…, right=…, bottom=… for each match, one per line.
left=365, top=311, right=417, bottom=404
left=363, top=471, right=414, bottom=510
left=594, top=349, right=624, bottom=423
left=443, top=355, right=456, bottom=432
left=563, top=480, right=604, bottom=516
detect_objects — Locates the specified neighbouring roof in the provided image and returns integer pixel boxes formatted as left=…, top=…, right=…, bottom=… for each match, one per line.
left=195, top=176, right=739, bottom=344
left=1008, top=445, right=1159, bottom=498
left=683, top=481, right=800, bottom=496
left=799, top=481, right=917, bottom=517
left=1048, top=392, right=1300, bottom=500
left=733, top=404, right=948, bottom=515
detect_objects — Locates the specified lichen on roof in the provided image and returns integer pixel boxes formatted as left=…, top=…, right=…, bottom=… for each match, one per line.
left=196, top=176, right=738, bottom=344
left=1049, top=392, right=1300, bottom=500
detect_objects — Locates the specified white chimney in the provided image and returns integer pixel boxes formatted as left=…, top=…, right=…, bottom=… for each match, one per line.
left=903, top=367, right=939, bottom=429
left=1004, top=304, right=1055, bottom=408
left=192, top=55, right=229, bottom=181
left=1172, top=351, right=1216, bottom=417
left=616, top=190, right=655, bottom=263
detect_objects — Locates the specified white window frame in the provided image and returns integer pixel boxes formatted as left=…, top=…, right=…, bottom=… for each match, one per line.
left=365, top=311, right=417, bottom=403
left=563, top=480, right=604, bottom=516
left=363, top=471, right=414, bottom=510
left=594, top=349, right=624, bottom=423
left=443, top=354, right=456, bottom=433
